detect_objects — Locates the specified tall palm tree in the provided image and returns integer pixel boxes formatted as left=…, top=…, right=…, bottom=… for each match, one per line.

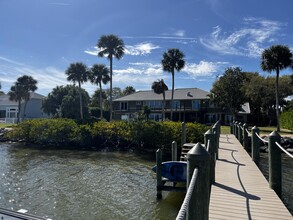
left=152, top=79, right=168, bottom=120
left=89, top=64, right=110, bottom=118
left=161, top=48, right=185, bottom=120
left=65, top=62, right=88, bottom=119
left=97, top=34, right=125, bottom=121
left=261, top=45, right=293, bottom=132
left=8, top=75, right=37, bottom=123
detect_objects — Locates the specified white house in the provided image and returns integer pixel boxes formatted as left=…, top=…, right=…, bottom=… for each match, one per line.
left=0, top=92, right=48, bottom=123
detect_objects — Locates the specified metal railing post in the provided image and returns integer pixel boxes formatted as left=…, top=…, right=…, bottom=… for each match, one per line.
left=156, top=149, right=163, bottom=199
left=187, top=143, right=210, bottom=220
left=243, top=123, right=248, bottom=150
left=251, top=126, right=260, bottom=165
left=204, top=129, right=216, bottom=185
left=268, top=131, right=282, bottom=198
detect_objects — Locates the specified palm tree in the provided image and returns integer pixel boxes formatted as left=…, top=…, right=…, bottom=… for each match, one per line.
left=161, top=48, right=185, bottom=120
left=261, top=45, right=293, bottom=132
left=97, top=34, right=125, bottom=121
left=89, top=64, right=110, bottom=118
left=123, top=86, right=136, bottom=96
left=8, top=75, right=37, bottom=123
left=152, top=79, right=168, bottom=120
left=65, top=62, right=88, bottom=119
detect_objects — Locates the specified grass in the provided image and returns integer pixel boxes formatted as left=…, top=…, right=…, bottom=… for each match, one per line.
left=0, top=123, right=15, bottom=128
left=221, top=125, right=293, bottom=136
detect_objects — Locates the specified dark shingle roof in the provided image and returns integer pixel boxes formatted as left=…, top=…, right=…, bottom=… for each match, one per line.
left=114, top=88, right=210, bottom=101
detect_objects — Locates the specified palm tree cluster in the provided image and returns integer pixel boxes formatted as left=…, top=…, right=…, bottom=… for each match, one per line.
left=8, top=75, right=38, bottom=123
left=65, top=34, right=125, bottom=120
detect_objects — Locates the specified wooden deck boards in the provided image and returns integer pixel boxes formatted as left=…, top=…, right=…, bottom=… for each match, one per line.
left=209, top=134, right=292, bottom=220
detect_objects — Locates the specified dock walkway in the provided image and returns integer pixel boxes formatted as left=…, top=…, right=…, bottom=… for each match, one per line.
left=209, top=134, right=292, bottom=220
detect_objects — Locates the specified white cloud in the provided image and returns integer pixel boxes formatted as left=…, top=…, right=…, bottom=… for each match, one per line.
left=184, top=61, right=228, bottom=78
left=124, top=42, right=160, bottom=56
left=174, top=30, right=185, bottom=37
left=200, top=17, right=284, bottom=57
left=85, top=42, right=160, bottom=57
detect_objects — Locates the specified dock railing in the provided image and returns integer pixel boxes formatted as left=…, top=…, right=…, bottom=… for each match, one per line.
left=170, top=120, right=220, bottom=220
left=231, top=121, right=293, bottom=199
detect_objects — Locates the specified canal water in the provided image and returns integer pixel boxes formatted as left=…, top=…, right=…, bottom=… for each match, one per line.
left=258, top=153, right=293, bottom=215
left=0, top=143, right=185, bottom=220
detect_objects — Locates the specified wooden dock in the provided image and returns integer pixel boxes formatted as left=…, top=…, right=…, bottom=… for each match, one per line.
left=209, top=134, right=292, bottom=220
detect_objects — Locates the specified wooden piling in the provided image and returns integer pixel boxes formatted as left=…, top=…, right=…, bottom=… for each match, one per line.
left=187, top=143, right=210, bottom=220
left=204, top=129, right=216, bottom=185
left=268, top=131, right=282, bottom=199
left=251, top=126, right=260, bottom=165
left=181, top=122, right=186, bottom=147
left=156, top=149, right=163, bottom=199
left=172, top=141, right=177, bottom=161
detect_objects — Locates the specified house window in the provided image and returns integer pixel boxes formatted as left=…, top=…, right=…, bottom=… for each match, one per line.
left=120, top=102, right=128, bottom=110
left=192, top=100, right=201, bottom=110
left=6, top=108, right=18, bottom=118
left=136, top=101, right=142, bottom=105
left=171, top=100, right=180, bottom=109
left=149, top=113, right=162, bottom=121
left=144, top=101, right=162, bottom=109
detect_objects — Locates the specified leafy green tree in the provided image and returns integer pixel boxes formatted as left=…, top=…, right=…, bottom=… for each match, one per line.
left=8, top=75, right=37, bottom=123
left=152, top=79, right=168, bottom=120
left=143, top=105, right=151, bottom=120
left=97, top=34, right=125, bottom=121
left=89, top=64, right=110, bottom=118
left=42, top=85, right=90, bottom=119
left=91, top=89, right=107, bottom=107
left=65, top=62, right=89, bottom=119
left=261, top=45, right=293, bottom=131
left=211, top=67, right=246, bottom=120
left=0, top=82, right=4, bottom=95
left=123, top=86, right=136, bottom=96
left=161, top=48, right=185, bottom=120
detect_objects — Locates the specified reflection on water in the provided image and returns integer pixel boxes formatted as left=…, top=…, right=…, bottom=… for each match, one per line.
left=258, top=153, right=293, bottom=215
left=0, top=143, right=184, bottom=220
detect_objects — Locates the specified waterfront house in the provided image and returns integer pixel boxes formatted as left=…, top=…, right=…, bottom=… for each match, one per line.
left=0, top=92, right=48, bottom=123
left=113, top=88, right=250, bottom=124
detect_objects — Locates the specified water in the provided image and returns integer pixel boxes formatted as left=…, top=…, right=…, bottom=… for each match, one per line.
left=258, top=153, right=293, bottom=215
left=0, top=143, right=185, bottom=220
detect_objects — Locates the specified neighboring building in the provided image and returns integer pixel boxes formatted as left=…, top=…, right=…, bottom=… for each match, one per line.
left=113, top=88, right=250, bottom=124
left=0, top=92, right=48, bottom=123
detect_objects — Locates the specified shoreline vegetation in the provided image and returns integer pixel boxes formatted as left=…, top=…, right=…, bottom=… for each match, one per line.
left=0, top=119, right=208, bottom=153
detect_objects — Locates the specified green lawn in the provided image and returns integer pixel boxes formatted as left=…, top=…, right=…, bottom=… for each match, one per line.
left=221, top=125, right=293, bottom=135
left=0, top=123, right=15, bottom=128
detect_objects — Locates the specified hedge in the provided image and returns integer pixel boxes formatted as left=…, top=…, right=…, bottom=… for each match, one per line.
left=6, top=118, right=209, bottom=150
left=280, top=110, right=293, bottom=131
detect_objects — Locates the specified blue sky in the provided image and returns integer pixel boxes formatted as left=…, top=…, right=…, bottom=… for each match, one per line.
left=1, top=0, right=293, bottom=96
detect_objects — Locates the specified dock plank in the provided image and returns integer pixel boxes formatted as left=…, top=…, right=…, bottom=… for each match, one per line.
left=209, top=134, right=292, bottom=220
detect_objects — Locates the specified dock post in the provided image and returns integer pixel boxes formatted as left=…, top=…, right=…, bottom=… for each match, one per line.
left=156, top=149, right=163, bottom=199
left=251, top=126, right=260, bottom=165
left=233, top=121, right=236, bottom=135
left=212, top=125, right=219, bottom=159
left=204, top=129, right=216, bottom=185
left=230, top=122, right=233, bottom=134
left=238, top=122, right=243, bottom=143
left=187, top=143, right=210, bottom=220
left=181, top=122, right=186, bottom=147
left=268, top=131, right=282, bottom=198
left=243, top=123, right=248, bottom=150
left=172, top=141, right=177, bottom=161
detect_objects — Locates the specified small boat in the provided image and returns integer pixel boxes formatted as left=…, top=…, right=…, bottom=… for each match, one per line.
left=152, top=161, right=187, bottom=182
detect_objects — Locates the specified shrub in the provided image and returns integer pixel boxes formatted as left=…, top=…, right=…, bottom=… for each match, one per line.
left=280, top=110, right=293, bottom=130
left=7, top=118, right=81, bottom=146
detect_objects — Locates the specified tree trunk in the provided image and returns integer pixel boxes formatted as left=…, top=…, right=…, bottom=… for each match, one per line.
left=162, top=91, right=166, bottom=120
left=78, top=82, right=83, bottom=119
left=171, top=70, right=174, bottom=121
left=276, top=68, right=280, bottom=132
left=17, top=100, right=21, bottom=124
left=99, top=82, right=103, bottom=118
left=22, top=100, right=28, bottom=121
left=109, top=56, right=113, bottom=121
